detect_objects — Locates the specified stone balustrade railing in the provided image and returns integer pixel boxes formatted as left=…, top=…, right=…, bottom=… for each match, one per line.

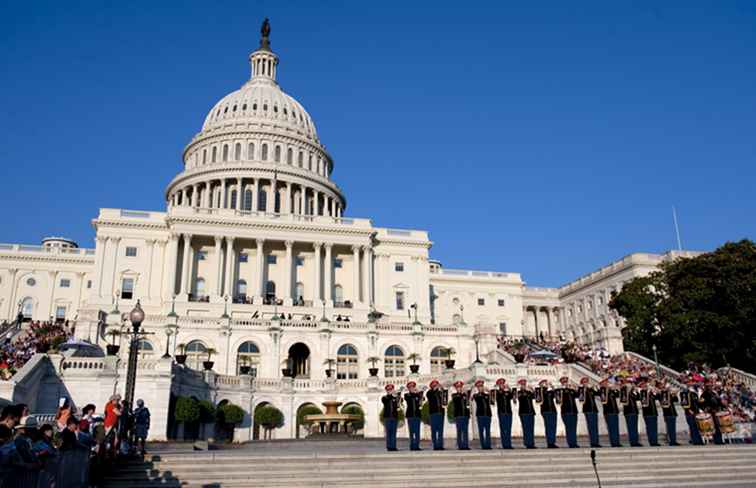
left=0, top=243, right=95, bottom=256
left=725, top=367, right=756, bottom=389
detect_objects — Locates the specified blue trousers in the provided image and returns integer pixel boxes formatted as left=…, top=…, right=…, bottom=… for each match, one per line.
left=384, top=418, right=397, bottom=450
left=685, top=414, right=703, bottom=445
left=562, top=413, right=578, bottom=447
left=430, top=413, right=445, bottom=449
left=712, top=415, right=724, bottom=445
left=542, top=412, right=557, bottom=446
left=520, top=414, right=535, bottom=448
left=664, top=416, right=677, bottom=445
left=407, top=417, right=421, bottom=450
left=455, top=416, right=470, bottom=449
left=644, top=416, right=659, bottom=445
left=625, top=414, right=641, bottom=445
left=584, top=412, right=600, bottom=447
left=498, top=414, right=513, bottom=448
left=605, top=414, right=621, bottom=447
left=477, top=416, right=491, bottom=449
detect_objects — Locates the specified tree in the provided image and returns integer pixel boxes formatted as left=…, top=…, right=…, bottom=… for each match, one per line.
left=610, top=239, right=756, bottom=371
left=296, top=405, right=323, bottom=427
left=174, top=396, right=200, bottom=440
left=254, top=405, right=284, bottom=439
left=379, top=407, right=405, bottom=426
left=341, top=404, right=364, bottom=431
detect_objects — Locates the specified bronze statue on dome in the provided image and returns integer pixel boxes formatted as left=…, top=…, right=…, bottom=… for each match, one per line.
left=260, top=18, right=271, bottom=50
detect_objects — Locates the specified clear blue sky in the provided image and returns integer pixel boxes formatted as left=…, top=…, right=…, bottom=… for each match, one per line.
left=1, top=2, right=754, bottom=287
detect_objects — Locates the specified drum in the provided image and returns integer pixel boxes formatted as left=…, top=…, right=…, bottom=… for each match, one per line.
left=716, top=411, right=736, bottom=434
left=696, top=413, right=714, bottom=436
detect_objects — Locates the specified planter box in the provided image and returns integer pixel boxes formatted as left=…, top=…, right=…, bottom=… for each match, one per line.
left=239, top=366, right=251, bottom=375
left=444, top=359, right=456, bottom=369
left=409, top=364, right=420, bottom=374
left=203, top=361, right=214, bottom=371
left=175, top=354, right=187, bottom=365
left=281, top=368, right=293, bottom=378
left=368, top=368, right=379, bottom=377
left=106, top=345, right=120, bottom=356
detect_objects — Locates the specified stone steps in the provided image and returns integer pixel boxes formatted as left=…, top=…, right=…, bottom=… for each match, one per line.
left=105, top=444, right=756, bottom=488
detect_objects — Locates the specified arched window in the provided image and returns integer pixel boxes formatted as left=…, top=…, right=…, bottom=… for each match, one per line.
left=21, top=297, right=34, bottom=319
left=274, top=145, right=281, bottom=162
left=234, top=143, right=241, bottom=161
left=137, top=339, right=154, bottom=359
left=334, top=285, right=344, bottom=306
left=222, top=145, right=229, bottom=162
left=248, top=143, right=255, bottom=160
left=384, top=345, right=405, bottom=378
left=265, top=281, right=276, bottom=302
left=261, top=144, right=268, bottom=161
left=286, top=148, right=293, bottom=164
left=258, top=189, right=267, bottom=212
left=185, top=340, right=208, bottom=370
left=237, top=279, right=247, bottom=298
left=430, top=346, right=450, bottom=374
left=295, top=282, right=305, bottom=303
left=194, top=277, right=206, bottom=298
left=243, top=189, right=253, bottom=211
left=337, top=344, right=358, bottom=379
left=237, top=341, right=260, bottom=376
left=274, top=190, right=281, bottom=213
left=230, top=190, right=237, bottom=209
left=211, top=146, right=217, bottom=163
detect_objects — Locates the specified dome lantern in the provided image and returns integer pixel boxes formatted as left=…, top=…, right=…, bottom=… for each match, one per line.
left=249, top=18, right=279, bottom=83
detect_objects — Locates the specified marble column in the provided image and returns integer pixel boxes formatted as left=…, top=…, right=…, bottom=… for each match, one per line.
left=313, top=242, right=322, bottom=303
left=162, top=234, right=179, bottom=300
left=145, top=239, right=156, bottom=299
left=180, top=234, right=193, bottom=297
left=48, top=270, right=59, bottom=318
left=352, top=245, right=361, bottom=305
left=362, top=246, right=371, bottom=307
left=95, top=236, right=108, bottom=297
left=108, top=237, right=121, bottom=298
left=236, top=177, right=243, bottom=211
left=323, top=244, right=333, bottom=304
left=255, top=239, right=265, bottom=302
left=224, top=237, right=236, bottom=298
left=220, top=179, right=226, bottom=208
left=213, top=236, right=223, bottom=297
left=285, top=182, right=292, bottom=214
left=284, top=240, right=293, bottom=305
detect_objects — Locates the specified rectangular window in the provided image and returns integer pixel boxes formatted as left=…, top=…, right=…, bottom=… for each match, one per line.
left=87, top=280, right=92, bottom=289
left=477, top=298, right=485, bottom=306
left=499, top=322, right=507, bottom=336
left=121, top=278, right=134, bottom=300
left=498, top=299, right=505, bottom=307
left=197, top=251, right=208, bottom=261
left=238, top=253, right=248, bottom=263
left=334, top=258, right=343, bottom=268
left=395, top=291, right=405, bottom=310
left=55, top=306, right=66, bottom=320
left=125, top=246, right=137, bottom=257
left=295, top=257, right=304, bottom=266
left=395, top=262, right=404, bottom=272
left=59, top=279, right=71, bottom=288
left=266, top=255, right=277, bottom=264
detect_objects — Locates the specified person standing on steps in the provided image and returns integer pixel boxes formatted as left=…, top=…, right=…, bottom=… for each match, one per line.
left=381, top=384, right=400, bottom=451
left=622, top=378, right=643, bottom=447
left=601, top=377, right=622, bottom=447
left=557, top=376, right=580, bottom=448
left=494, top=378, right=515, bottom=449
left=639, top=379, right=661, bottom=446
left=472, top=380, right=492, bottom=450
left=580, top=377, right=602, bottom=448
left=133, top=399, right=151, bottom=455
left=517, top=378, right=536, bottom=449
left=538, top=379, right=559, bottom=448
left=451, top=381, right=471, bottom=450
left=404, top=381, right=423, bottom=451
left=426, top=379, right=446, bottom=450
left=659, top=380, right=681, bottom=446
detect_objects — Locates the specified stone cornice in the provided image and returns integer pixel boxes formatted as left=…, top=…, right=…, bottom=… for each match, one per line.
left=167, top=214, right=374, bottom=239
left=0, top=253, right=95, bottom=266
left=374, top=238, right=432, bottom=249
left=92, top=218, right=169, bottom=232
left=184, top=128, right=330, bottom=164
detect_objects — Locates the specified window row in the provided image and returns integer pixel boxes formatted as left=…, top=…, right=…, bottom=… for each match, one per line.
left=190, top=141, right=329, bottom=177
left=209, top=99, right=312, bottom=132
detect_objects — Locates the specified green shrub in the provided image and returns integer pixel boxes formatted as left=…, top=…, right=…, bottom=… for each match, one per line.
left=297, top=405, right=323, bottom=426
left=218, top=403, right=245, bottom=425
left=379, top=407, right=405, bottom=426
left=446, top=400, right=455, bottom=423
left=197, top=400, right=216, bottom=423
left=254, top=405, right=284, bottom=430
left=175, top=396, right=200, bottom=424
left=420, top=402, right=431, bottom=426
left=341, top=404, right=365, bottom=430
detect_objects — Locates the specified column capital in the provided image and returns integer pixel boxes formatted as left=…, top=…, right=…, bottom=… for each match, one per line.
left=76, top=271, right=87, bottom=277
left=312, top=241, right=323, bottom=250
left=255, top=238, right=265, bottom=246
left=182, top=233, right=193, bottom=242
left=110, top=237, right=122, bottom=244
left=351, top=245, right=361, bottom=253
left=214, top=236, right=223, bottom=245
left=284, top=240, right=294, bottom=249
left=96, top=235, right=109, bottom=244
left=323, top=242, right=333, bottom=250
left=144, top=238, right=155, bottom=246
left=227, top=236, right=236, bottom=245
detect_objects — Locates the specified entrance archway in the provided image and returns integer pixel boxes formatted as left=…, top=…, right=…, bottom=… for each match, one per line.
left=288, top=343, right=311, bottom=378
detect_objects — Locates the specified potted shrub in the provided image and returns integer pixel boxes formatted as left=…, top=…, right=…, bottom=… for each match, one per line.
left=175, top=343, right=187, bottom=365
left=514, top=344, right=526, bottom=363
left=174, top=396, right=200, bottom=440
left=407, top=353, right=421, bottom=374
left=367, top=356, right=381, bottom=377
left=238, top=358, right=252, bottom=375
left=197, top=400, right=216, bottom=441
left=281, top=359, right=293, bottom=378
left=297, top=404, right=323, bottom=437
left=106, top=329, right=121, bottom=356
left=203, top=348, right=216, bottom=370
left=443, top=347, right=456, bottom=369
left=323, top=358, right=335, bottom=378
left=379, top=406, right=405, bottom=428
left=341, top=404, right=365, bottom=434
left=217, top=402, right=245, bottom=442
left=254, top=405, right=284, bottom=440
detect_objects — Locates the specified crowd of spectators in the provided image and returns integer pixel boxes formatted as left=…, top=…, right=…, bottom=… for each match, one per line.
left=0, top=396, right=151, bottom=488
left=0, top=321, right=72, bottom=380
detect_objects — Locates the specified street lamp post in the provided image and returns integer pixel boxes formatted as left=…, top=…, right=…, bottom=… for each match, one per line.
left=652, top=344, right=661, bottom=378
left=473, top=334, right=482, bottom=364
left=124, top=300, right=146, bottom=408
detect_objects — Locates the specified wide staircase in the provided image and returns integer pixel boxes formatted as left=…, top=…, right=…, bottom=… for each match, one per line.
left=105, top=442, right=756, bottom=488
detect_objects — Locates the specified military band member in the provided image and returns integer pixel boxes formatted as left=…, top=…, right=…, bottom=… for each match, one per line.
left=701, top=381, right=725, bottom=445
left=381, top=384, right=400, bottom=451
left=538, top=379, right=558, bottom=448
left=580, top=377, right=602, bottom=448
left=600, top=378, right=622, bottom=447
left=622, top=378, right=643, bottom=447
left=557, top=376, right=580, bottom=448
left=494, top=378, right=515, bottom=449
left=517, top=378, right=536, bottom=449
left=472, top=380, right=492, bottom=449
left=404, top=381, right=423, bottom=451
left=426, top=379, right=446, bottom=450
left=451, top=380, right=471, bottom=450
left=680, top=380, right=703, bottom=445
left=658, top=380, right=681, bottom=446
left=639, top=379, right=661, bottom=446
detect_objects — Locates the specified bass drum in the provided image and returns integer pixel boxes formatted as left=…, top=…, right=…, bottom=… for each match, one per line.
left=695, top=413, right=714, bottom=436
left=716, top=411, right=736, bottom=434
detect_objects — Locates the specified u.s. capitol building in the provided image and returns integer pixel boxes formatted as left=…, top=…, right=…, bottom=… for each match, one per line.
left=0, top=25, right=697, bottom=440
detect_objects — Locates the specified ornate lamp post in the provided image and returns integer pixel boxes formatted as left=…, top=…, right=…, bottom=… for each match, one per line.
left=124, top=300, right=146, bottom=407
left=473, top=333, right=482, bottom=365
left=652, top=344, right=661, bottom=378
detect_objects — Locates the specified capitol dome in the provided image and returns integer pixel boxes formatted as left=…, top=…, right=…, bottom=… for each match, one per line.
left=166, top=20, right=345, bottom=218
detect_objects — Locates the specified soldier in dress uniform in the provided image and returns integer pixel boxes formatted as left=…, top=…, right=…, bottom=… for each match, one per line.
left=580, top=377, right=602, bottom=448
left=404, top=381, right=423, bottom=451
left=426, top=379, right=446, bottom=450
left=701, top=380, right=725, bottom=445
left=451, top=380, right=471, bottom=450
left=472, top=379, right=492, bottom=449
left=494, top=378, right=515, bottom=449
left=600, top=377, right=622, bottom=447
left=517, top=378, right=536, bottom=449
left=658, top=380, right=681, bottom=446
left=622, top=377, right=643, bottom=447
left=557, top=376, right=580, bottom=448
left=381, top=384, right=400, bottom=451
left=681, top=379, right=703, bottom=445
left=538, top=379, right=559, bottom=448
left=639, top=379, right=661, bottom=446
